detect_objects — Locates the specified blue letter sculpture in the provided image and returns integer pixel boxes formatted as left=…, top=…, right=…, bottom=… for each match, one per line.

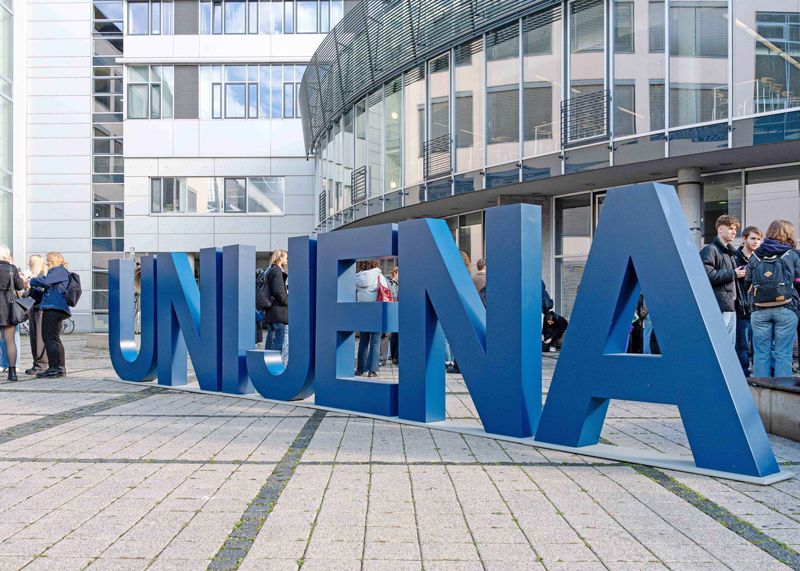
left=221, top=245, right=256, bottom=395
left=109, top=256, right=158, bottom=381
left=157, top=248, right=222, bottom=391
left=247, top=237, right=317, bottom=401
left=535, top=183, right=779, bottom=477
left=315, top=225, right=399, bottom=416
left=398, top=204, right=541, bottom=437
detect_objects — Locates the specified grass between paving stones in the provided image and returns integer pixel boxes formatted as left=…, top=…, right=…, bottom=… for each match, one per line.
left=633, top=465, right=800, bottom=570
left=208, top=410, right=327, bottom=571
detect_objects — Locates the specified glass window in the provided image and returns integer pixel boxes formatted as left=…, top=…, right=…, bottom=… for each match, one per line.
left=248, top=177, right=284, bottom=213
left=523, top=8, right=561, bottom=157
left=151, top=0, right=161, bottom=34
left=213, top=83, right=222, bottom=118
left=213, top=0, right=223, bottom=33
left=0, top=97, right=11, bottom=177
left=150, top=84, right=161, bottom=119
left=259, top=0, right=271, bottom=32
left=403, top=68, right=425, bottom=185
left=746, top=166, right=800, bottom=233
left=162, top=65, right=174, bottom=118
left=367, top=90, right=384, bottom=196
left=162, top=0, right=174, bottom=34
left=127, top=84, right=148, bottom=119
left=297, top=0, right=317, bottom=33
left=225, top=0, right=246, bottom=33
left=270, top=66, right=282, bottom=117
left=733, top=2, right=800, bottom=118
left=259, top=65, right=271, bottom=117
left=555, top=193, right=592, bottom=319
left=487, top=23, right=520, bottom=165
left=0, top=7, right=10, bottom=81
left=284, top=0, right=294, bottom=33
left=271, top=0, right=284, bottom=33
left=151, top=179, right=162, bottom=213
left=248, top=0, right=259, bottom=33
left=571, top=0, right=604, bottom=52
left=669, top=0, right=728, bottom=126
left=225, top=83, right=246, bottom=118
left=248, top=83, right=258, bottom=117
left=702, top=173, right=742, bottom=244
left=225, top=178, right=247, bottom=212
left=283, top=79, right=294, bottom=117
left=200, top=0, right=213, bottom=33
left=128, top=1, right=149, bottom=35
left=614, top=0, right=665, bottom=136
left=385, top=80, right=402, bottom=193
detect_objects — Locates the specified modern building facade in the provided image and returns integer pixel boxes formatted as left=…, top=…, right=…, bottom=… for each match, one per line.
left=15, top=0, right=350, bottom=331
left=301, top=0, right=800, bottom=319
left=0, top=0, right=11, bottom=248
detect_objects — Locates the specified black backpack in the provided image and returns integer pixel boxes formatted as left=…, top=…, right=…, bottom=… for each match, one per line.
left=751, top=252, right=794, bottom=308
left=65, top=272, right=82, bottom=308
left=255, top=268, right=273, bottom=311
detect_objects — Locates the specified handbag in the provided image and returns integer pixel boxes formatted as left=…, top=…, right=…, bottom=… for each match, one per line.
left=11, top=296, right=34, bottom=325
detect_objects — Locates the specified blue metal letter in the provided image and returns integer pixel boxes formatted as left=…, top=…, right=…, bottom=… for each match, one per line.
left=247, top=236, right=317, bottom=401
left=222, top=245, right=256, bottom=395
left=398, top=204, right=541, bottom=437
left=109, top=256, right=158, bottom=381
left=157, top=249, right=222, bottom=391
left=535, top=183, right=779, bottom=477
left=315, top=225, right=399, bottom=416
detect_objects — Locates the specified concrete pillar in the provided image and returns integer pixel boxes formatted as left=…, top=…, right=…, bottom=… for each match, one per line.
left=677, top=167, right=704, bottom=249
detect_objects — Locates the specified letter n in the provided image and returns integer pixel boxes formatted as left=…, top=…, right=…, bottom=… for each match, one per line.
left=535, top=183, right=779, bottom=477
left=398, top=204, right=541, bottom=437
left=157, top=248, right=222, bottom=391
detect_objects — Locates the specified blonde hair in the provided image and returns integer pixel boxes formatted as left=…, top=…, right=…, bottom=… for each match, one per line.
left=269, top=249, right=287, bottom=267
left=0, top=244, right=10, bottom=262
left=29, top=255, right=45, bottom=277
left=46, top=252, right=67, bottom=269
left=767, top=220, right=797, bottom=249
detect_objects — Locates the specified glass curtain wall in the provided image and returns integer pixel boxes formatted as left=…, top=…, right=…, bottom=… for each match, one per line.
left=569, top=0, right=606, bottom=99
left=384, top=79, right=402, bottom=195
left=403, top=66, right=426, bottom=190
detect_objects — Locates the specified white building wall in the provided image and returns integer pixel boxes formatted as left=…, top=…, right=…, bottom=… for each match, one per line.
left=25, top=0, right=93, bottom=331
left=123, top=34, right=322, bottom=259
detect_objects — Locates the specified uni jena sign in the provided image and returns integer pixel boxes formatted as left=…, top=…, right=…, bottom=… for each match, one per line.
left=108, top=183, right=787, bottom=485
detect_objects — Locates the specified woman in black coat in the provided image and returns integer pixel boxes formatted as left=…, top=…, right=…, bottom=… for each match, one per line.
left=263, top=249, right=289, bottom=351
left=0, top=245, right=24, bottom=380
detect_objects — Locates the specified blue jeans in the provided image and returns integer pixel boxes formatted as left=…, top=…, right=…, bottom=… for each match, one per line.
left=735, top=316, right=752, bottom=376
left=357, top=332, right=381, bottom=373
left=751, top=307, right=799, bottom=378
left=721, top=311, right=737, bottom=346
left=0, top=327, right=20, bottom=368
left=642, top=315, right=653, bottom=355
left=264, top=322, right=286, bottom=351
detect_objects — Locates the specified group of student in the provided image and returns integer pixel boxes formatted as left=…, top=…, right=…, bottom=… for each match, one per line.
left=0, top=246, right=74, bottom=381
left=701, top=216, right=800, bottom=378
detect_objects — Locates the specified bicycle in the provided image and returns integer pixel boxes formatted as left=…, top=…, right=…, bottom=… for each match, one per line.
left=19, top=317, right=75, bottom=336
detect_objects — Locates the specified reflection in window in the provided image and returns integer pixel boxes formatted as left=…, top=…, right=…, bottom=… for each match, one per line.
left=199, top=64, right=303, bottom=119
left=571, top=0, right=604, bottom=53
left=523, top=8, right=561, bottom=156
left=225, top=178, right=247, bottom=212
left=487, top=23, right=519, bottom=165
left=128, top=2, right=149, bottom=35
left=247, top=177, right=285, bottom=213
left=127, top=65, right=174, bottom=119
left=128, top=0, right=172, bottom=35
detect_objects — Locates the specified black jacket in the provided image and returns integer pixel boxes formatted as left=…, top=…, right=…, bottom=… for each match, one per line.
left=263, top=264, right=288, bottom=325
left=734, top=246, right=754, bottom=318
left=745, top=239, right=800, bottom=315
left=699, top=237, right=737, bottom=312
left=542, top=311, right=568, bottom=341
left=0, top=261, right=24, bottom=327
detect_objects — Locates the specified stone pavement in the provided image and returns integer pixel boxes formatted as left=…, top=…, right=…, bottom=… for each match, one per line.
left=0, top=336, right=798, bottom=570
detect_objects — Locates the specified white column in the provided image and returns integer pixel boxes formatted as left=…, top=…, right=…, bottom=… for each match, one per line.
left=677, top=167, right=704, bottom=249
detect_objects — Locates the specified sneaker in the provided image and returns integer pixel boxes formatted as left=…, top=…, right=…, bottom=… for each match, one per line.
left=354, top=370, right=364, bottom=377
left=25, top=367, right=45, bottom=376
left=367, top=371, right=378, bottom=378
left=37, top=368, right=65, bottom=379
left=549, top=347, right=557, bottom=353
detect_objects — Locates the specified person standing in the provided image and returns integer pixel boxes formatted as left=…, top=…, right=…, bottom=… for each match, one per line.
left=355, top=260, right=389, bottom=377
left=0, top=245, right=23, bottom=381
left=700, top=215, right=744, bottom=345
left=746, top=221, right=800, bottom=378
left=388, top=267, right=399, bottom=365
left=29, top=252, right=71, bottom=379
left=734, top=226, right=763, bottom=376
left=24, top=255, right=49, bottom=375
left=472, top=258, right=486, bottom=293
left=262, top=250, right=289, bottom=352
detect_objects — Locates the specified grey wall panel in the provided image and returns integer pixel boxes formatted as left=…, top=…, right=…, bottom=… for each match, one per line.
left=174, top=65, right=199, bottom=119
left=174, top=0, right=199, bottom=35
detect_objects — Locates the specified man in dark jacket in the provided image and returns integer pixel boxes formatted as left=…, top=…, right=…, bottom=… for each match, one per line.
left=700, top=215, right=745, bottom=345
left=734, top=226, right=762, bottom=376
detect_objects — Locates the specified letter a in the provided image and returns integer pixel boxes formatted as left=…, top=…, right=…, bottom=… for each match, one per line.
left=535, top=183, right=779, bottom=478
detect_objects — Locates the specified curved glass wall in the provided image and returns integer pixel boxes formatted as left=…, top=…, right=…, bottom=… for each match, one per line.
left=0, top=0, right=10, bottom=248
left=309, top=0, right=800, bottom=232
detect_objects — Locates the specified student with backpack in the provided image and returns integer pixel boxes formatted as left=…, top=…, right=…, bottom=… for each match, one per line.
left=29, top=252, right=80, bottom=379
left=745, top=221, right=800, bottom=378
